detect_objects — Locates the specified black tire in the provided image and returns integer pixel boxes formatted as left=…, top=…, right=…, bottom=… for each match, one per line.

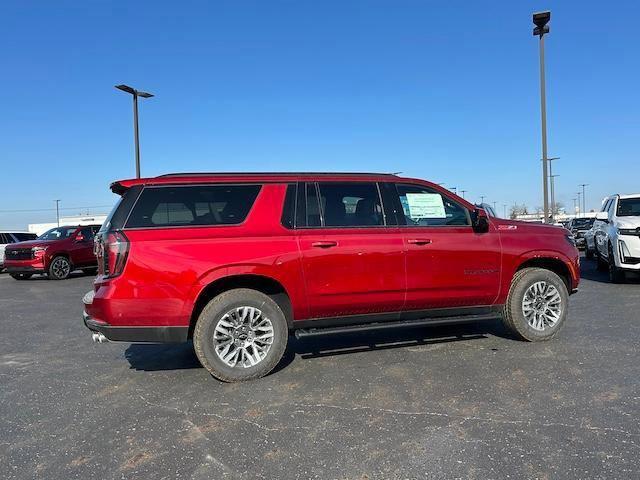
left=48, top=256, right=72, bottom=280
left=585, top=244, right=594, bottom=259
left=10, top=273, right=33, bottom=280
left=596, top=250, right=608, bottom=271
left=82, top=267, right=98, bottom=276
left=608, top=243, right=625, bottom=284
left=502, top=267, right=569, bottom=342
left=193, top=288, right=288, bottom=382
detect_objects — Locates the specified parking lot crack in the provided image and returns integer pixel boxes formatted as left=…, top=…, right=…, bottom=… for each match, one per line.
left=295, top=402, right=640, bottom=441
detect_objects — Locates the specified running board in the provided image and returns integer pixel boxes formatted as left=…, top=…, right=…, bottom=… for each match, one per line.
left=294, top=313, right=499, bottom=339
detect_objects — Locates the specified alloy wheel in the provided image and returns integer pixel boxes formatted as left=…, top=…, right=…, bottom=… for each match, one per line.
left=522, top=281, right=562, bottom=331
left=51, top=257, right=71, bottom=279
left=212, top=306, right=274, bottom=368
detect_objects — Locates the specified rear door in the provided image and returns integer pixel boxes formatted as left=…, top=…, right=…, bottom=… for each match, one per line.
left=391, top=183, right=502, bottom=310
left=296, top=181, right=406, bottom=319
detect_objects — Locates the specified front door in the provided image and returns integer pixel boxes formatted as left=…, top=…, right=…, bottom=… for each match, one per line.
left=392, top=183, right=502, bottom=311
left=297, top=181, right=406, bottom=319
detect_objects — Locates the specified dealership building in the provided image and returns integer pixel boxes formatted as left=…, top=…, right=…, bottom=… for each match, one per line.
left=28, top=214, right=108, bottom=236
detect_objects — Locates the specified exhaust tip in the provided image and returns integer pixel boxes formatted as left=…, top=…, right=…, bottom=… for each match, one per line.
left=92, top=332, right=108, bottom=343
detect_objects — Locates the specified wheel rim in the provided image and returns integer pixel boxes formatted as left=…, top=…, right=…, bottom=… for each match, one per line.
left=52, top=258, right=70, bottom=278
left=212, top=306, right=274, bottom=368
left=522, top=281, right=562, bottom=331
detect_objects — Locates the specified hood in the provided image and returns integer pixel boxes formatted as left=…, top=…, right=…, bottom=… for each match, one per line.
left=614, top=216, right=640, bottom=229
left=6, top=239, right=57, bottom=249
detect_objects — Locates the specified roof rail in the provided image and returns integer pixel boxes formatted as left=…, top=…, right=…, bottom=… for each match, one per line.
left=157, top=172, right=397, bottom=178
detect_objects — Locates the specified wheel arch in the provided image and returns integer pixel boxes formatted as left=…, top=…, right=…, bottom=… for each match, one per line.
left=515, top=256, right=572, bottom=292
left=188, top=274, right=294, bottom=339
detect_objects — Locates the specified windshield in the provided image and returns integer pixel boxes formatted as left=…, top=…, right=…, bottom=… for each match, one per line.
left=572, top=218, right=594, bottom=229
left=37, top=227, right=77, bottom=241
left=617, top=198, right=640, bottom=217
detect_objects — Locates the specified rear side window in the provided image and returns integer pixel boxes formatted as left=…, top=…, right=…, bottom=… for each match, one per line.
left=126, top=185, right=261, bottom=228
left=12, top=233, right=37, bottom=241
left=316, top=182, right=384, bottom=227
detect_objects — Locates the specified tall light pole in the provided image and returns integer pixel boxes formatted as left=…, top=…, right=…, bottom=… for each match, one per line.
left=533, top=11, right=552, bottom=223
left=576, top=192, right=582, bottom=217
left=550, top=174, right=559, bottom=220
left=461, top=190, right=467, bottom=199
left=55, top=200, right=60, bottom=227
left=480, top=195, right=485, bottom=204
left=572, top=197, right=577, bottom=216
left=579, top=183, right=588, bottom=214
left=450, top=186, right=457, bottom=194
left=115, top=84, right=154, bottom=178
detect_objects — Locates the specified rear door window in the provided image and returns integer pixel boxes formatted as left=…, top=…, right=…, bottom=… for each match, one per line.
left=315, top=182, right=384, bottom=227
left=126, top=185, right=262, bottom=228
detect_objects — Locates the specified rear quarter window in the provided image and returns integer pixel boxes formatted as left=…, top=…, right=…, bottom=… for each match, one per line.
left=126, top=184, right=262, bottom=228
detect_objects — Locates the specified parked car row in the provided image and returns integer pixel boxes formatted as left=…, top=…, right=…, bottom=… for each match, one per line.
left=583, top=193, right=640, bottom=283
left=82, top=172, right=580, bottom=382
left=2, top=225, right=100, bottom=280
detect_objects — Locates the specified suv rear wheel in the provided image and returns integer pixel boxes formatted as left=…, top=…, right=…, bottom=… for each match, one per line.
left=193, top=288, right=288, bottom=382
left=48, top=256, right=72, bottom=280
left=502, top=267, right=568, bottom=341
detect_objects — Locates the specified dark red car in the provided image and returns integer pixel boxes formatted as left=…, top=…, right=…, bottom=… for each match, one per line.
left=5, top=225, right=101, bottom=280
left=84, top=173, right=580, bottom=382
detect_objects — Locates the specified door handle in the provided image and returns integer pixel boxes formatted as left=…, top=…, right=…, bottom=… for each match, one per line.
left=311, top=241, right=338, bottom=248
left=407, top=238, right=432, bottom=245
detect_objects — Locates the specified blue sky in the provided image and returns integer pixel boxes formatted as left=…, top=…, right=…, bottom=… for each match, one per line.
left=1, top=1, right=638, bottom=228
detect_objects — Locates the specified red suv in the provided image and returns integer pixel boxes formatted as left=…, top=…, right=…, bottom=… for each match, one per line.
left=5, top=225, right=100, bottom=280
left=83, top=173, right=580, bottom=382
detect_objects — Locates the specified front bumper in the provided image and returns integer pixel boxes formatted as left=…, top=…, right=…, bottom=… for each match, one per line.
left=82, top=290, right=188, bottom=343
left=5, top=265, right=45, bottom=274
left=616, top=235, right=640, bottom=270
left=3, top=258, right=46, bottom=274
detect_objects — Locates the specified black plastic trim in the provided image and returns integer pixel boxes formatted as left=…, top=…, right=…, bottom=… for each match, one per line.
left=84, top=314, right=188, bottom=343
left=292, top=305, right=502, bottom=332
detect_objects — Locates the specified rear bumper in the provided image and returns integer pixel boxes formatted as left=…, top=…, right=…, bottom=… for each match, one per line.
left=82, top=290, right=188, bottom=343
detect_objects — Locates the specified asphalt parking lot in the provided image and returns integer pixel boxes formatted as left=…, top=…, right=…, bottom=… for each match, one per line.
left=1, top=259, right=639, bottom=480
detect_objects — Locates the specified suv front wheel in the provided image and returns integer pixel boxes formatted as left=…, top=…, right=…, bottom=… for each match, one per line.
left=193, top=288, right=288, bottom=382
left=502, top=267, right=569, bottom=341
left=48, top=256, right=72, bottom=280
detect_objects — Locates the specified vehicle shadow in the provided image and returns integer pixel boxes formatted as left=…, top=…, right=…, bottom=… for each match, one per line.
left=579, top=257, right=640, bottom=284
left=124, top=318, right=508, bottom=374
left=6, top=271, right=94, bottom=281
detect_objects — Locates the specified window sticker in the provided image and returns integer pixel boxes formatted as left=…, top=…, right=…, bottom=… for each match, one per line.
left=405, top=193, right=446, bottom=219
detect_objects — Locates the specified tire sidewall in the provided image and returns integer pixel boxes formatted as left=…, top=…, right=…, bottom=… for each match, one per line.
left=507, top=268, right=569, bottom=341
left=194, top=289, right=288, bottom=382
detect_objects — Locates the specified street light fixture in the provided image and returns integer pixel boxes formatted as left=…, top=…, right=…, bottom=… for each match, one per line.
left=460, top=190, right=467, bottom=199
left=115, top=84, right=154, bottom=178
left=533, top=11, right=552, bottom=223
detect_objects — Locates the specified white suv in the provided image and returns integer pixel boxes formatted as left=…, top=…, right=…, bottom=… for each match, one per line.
left=0, top=231, right=37, bottom=271
left=593, top=194, right=640, bottom=283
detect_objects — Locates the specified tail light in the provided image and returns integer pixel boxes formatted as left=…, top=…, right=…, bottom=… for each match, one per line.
left=96, top=231, right=129, bottom=278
